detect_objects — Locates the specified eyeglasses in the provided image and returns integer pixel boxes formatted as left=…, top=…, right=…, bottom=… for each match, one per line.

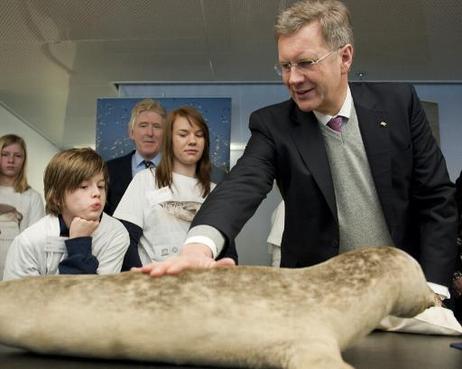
left=274, top=48, right=340, bottom=77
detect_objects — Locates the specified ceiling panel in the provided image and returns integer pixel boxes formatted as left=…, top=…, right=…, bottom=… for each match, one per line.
left=0, top=0, right=461, bottom=148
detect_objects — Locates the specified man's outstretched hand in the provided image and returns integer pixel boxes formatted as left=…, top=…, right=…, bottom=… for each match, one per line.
left=132, top=243, right=236, bottom=277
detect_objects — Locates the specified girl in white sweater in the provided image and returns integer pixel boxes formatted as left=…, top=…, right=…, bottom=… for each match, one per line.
left=0, top=134, right=44, bottom=278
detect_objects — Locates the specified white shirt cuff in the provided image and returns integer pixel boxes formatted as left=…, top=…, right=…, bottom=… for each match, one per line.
left=184, top=236, right=218, bottom=259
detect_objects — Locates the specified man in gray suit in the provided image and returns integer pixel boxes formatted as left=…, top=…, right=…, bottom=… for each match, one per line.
left=139, top=0, right=457, bottom=301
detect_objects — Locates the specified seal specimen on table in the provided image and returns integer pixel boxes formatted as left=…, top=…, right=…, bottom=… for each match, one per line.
left=0, top=246, right=435, bottom=369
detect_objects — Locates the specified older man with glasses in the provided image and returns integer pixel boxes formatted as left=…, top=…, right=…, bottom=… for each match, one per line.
left=138, top=0, right=457, bottom=304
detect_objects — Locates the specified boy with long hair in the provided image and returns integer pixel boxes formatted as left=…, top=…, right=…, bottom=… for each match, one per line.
left=3, top=148, right=129, bottom=280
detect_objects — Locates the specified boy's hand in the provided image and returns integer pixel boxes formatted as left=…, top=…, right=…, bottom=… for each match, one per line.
left=69, top=217, right=99, bottom=238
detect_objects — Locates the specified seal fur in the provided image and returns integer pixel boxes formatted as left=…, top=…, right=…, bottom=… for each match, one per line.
left=0, top=247, right=435, bottom=369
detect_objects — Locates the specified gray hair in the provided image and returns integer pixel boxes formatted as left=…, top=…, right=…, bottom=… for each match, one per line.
left=275, top=0, right=354, bottom=49
left=128, top=98, right=167, bottom=129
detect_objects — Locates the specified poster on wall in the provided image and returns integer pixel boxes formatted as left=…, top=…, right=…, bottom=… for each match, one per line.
left=96, top=97, right=231, bottom=173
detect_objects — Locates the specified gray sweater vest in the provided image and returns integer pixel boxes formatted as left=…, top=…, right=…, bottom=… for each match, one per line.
left=319, top=107, right=393, bottom=253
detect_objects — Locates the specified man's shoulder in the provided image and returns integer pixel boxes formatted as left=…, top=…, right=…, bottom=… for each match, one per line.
left=252, top=99, right=294, bottom=117
left=106, top=151, right=134, bottom=167
left=350, top=82, right=414, bottom=97
left=456, top=171, right=462, bottom=189
left=350, top=82, right=417, bottom=110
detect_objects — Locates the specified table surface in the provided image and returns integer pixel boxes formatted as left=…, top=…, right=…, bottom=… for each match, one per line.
left=0, top=332, right=461, bottom=369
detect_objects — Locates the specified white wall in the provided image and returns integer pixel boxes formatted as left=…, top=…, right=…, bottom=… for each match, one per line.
left=0, top=104, right=59, bottom=199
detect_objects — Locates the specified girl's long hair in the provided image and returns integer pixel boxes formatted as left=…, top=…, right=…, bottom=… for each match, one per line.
left=156, top=106, right=211, bottom=197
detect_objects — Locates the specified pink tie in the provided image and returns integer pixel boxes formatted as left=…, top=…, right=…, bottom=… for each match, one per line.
left=327, top=116, right=343, bottom=132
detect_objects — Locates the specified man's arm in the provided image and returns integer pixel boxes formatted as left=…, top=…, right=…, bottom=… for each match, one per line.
left=455, top=171, right=462, bottom=223
left=136, top=109, right=279, bottom=276
left=184, top=110, right=278, bottom=257
left=408, top=85, right=458, bottom=287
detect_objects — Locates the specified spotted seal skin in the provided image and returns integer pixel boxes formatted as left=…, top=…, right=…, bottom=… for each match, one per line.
left=0, top=247, right=435, bottom=369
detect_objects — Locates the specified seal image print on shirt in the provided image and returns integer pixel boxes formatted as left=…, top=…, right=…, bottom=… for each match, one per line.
left=0, top=204, right=24, bottom=278
left=0, top=247, right=436, bottom=369
left=158, top=200, right=202, bottom=222
left=0, top=204, right=23, bottom=224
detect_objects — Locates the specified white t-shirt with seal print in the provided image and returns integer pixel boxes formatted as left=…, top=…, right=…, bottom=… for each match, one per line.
left=114, top=168, right=213, bottom=265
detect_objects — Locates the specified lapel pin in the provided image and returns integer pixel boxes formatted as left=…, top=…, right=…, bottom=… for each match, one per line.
left=379, top=121, right=387, bottom=127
